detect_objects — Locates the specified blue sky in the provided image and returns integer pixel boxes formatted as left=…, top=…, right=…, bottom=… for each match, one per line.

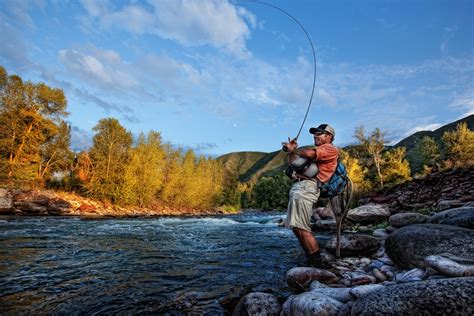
left=1, top=0, right=473, bottom=156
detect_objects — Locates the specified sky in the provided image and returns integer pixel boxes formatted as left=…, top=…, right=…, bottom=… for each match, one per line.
left=1, top=0, right=473, bottom=156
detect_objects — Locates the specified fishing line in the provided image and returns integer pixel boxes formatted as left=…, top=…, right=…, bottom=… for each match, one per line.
left=239, top=0, right=317, bottom=141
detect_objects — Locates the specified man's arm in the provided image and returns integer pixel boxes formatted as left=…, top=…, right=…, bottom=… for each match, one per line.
left=282, top=140, right=317, bottom=160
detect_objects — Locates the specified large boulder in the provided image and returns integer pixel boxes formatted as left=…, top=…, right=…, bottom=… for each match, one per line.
left=389, top=212, right=430, bottom=228
left=232, top=292, right=280, bottom=316
left=346, top=204, right=390, bottom=224
left=289, top=292, right=343, bottom=316
left=325, top=234, right=380, bottom=257
left=428, top=206, right=474, bottom=229
left=286, top=267, right=337, bottom=290
left=385, top=224, right=474, bottom=269
left=351, top=277, right=474, bottom=315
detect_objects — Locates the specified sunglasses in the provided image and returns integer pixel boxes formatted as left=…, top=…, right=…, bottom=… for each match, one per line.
left=314, top=131, right=327, bottom=136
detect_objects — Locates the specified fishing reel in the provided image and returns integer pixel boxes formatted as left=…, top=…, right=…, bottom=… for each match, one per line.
left=282, top=137, right=298, bottom=152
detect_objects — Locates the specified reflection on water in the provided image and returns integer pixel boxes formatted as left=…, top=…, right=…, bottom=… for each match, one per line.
left=0, top=213, right=330, bottom=314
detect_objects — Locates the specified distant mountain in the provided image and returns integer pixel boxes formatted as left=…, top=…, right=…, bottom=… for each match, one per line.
left=395, top=114, right=474, bottom=171
left=216, top=150, right=288, bottom=182
left=217, top=115, right=474, bottom=182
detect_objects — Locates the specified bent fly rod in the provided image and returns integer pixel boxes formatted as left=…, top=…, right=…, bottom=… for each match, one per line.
left=239, top=0, right=317, bottom=142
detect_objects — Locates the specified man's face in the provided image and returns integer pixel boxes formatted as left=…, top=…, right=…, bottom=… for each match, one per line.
left=313, top=131, right=332, bottom=146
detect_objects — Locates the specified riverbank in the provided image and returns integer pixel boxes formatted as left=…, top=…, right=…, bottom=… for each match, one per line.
left=0, top=188, right=239, bottom=217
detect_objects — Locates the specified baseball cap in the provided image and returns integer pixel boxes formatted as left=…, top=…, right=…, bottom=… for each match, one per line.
left=309, top=124, right=336, bottom=138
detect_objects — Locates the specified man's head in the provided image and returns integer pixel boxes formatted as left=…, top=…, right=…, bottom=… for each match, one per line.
left=309, top=124, right=335, bottom=145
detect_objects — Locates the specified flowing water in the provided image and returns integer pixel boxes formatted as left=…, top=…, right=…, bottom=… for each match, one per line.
left=0, top=212, right=331, bottom=314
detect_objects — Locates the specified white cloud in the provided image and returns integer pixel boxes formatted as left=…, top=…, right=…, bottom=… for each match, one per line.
left=449, top=89, right=474, bottom=118
left=406, top=123, right=443, bottom=136
left=80, top=0, right=255, bottom=58
left=58, top=48, right=137, bottom=91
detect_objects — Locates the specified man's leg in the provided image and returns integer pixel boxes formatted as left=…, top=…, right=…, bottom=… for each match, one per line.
left=292, top=228, right=318, bottom=254
left=292, top=228, right=325, bottom=268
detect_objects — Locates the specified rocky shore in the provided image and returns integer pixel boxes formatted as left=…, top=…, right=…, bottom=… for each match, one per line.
left=233, top=168, right=474, bottom=315
left=0, top=188, right=226, bottom=217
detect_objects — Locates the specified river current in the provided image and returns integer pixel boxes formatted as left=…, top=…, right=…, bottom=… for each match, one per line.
left=0, top=212, right=331, bottom=314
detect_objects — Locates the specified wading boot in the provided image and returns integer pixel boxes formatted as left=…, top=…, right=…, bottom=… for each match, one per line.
left=307, top=251, right=328, bottom=269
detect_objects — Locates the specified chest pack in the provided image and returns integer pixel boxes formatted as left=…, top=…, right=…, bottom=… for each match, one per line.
left=319, top=160, right=349, bottom=198
left=285, top=156, right=319, bottom=180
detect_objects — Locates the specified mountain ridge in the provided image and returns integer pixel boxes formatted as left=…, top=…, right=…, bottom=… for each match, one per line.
left=217, top=115, right=474, bottom=182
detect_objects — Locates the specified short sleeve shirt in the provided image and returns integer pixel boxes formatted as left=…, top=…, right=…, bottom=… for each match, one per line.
left=314, top=143, right=338, bottom=183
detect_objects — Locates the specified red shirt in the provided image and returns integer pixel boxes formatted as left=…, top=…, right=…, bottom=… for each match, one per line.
left=314, top=143, right=338, bottom=183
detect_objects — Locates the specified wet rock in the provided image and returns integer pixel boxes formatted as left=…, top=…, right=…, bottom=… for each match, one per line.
left=385, top=226, right=398, bottom=234
left=309, top=287, right=352, bottom=303
left=367, top=260, right=385, bottom=270
left=385, top=224, right=474, bottom=269
left=309, top=280, right=329, bottom=290
left=349, top=275, right=376, bottom=286
left=232, top=292, right=280, bottom=316
left=47, top=198, right=73, bottom=215
left=313, top=219, right=337, bottom=231
left=286, top=267, right=337, bottom=290
left=349, top=284, right=384, bottom=300
left=351, top=277, right=474, bottom=315
left=336, top=301, right=353, bottom=316
left=313, top=206, right=335, bottom=220
left=325, top=234, right=380, bottom=257
left=372, top=268, right=387, bottom=282
left=281, top=295, right=296, bottom=316
left=428, top=206, right=474, bottom=229
left=395, top=268, right=425, bottom=283
left=389, top=212, right=430, bottom=227
left=290, top=292, right=343, bottom=316
left=372, top=228, right=389, bottom=239
left=0, top=189, right=14, bottom=214
left=436, top=199, right=465, bottom=211
left=425, top=254, right=474, bottom=277
left=347, top=204, right=391, bottom=224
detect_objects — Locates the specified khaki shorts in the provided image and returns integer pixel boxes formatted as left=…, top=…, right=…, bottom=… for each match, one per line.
left=285, top=180, right=320, bottom=232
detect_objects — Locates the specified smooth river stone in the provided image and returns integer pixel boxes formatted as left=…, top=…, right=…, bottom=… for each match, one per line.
left=351, top=277, right=474, bottom=315
left=286, top=267, right=337, bottom=290
left=309, top=287, right=352, bottom=303
left=290, top=292, right=343, bottom=316
left=389, top=212, right=430, bottom=227
left=385, top=224, right=474, bottom=269
left=428, top=206, right=474, bottom=229
left=232, top=292, right=281, bottom=316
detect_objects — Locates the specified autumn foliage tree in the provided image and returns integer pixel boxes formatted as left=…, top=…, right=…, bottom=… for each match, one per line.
left=442, top=122, right=474, bottom=167
left=87, top=118, right=132, bottom=202
left=0, top=66, right=70, bottom=185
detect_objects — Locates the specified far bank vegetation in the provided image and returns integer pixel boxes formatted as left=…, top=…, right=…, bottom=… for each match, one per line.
left=1, top=65, right=473, bottom=212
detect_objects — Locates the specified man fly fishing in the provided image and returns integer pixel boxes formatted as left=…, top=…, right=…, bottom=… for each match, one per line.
left=282, top=124, right=338, bottom=268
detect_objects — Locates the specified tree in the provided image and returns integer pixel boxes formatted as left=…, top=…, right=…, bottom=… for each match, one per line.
left=121, top=131, right=166, bottom=206
left=251, top=174, right=292, bottom=210
left=88, top=118, right=132, bottom=202
left=38, top=120, right=73, bottom=182
left=339, top=149, right=371, bottom=193
left=0, top=66, right=68, bottom=184
left=354, top=126, right=388, bottom=188
left=442, top=122, right=474, bottom=167
left=381, top=147, right=411, bottom=186
left=414, top=136, right=441, bottom=172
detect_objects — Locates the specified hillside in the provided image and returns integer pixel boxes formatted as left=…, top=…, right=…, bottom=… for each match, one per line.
left=217, top=115, right=474, bottom=182
left=396, top=114, right=474, bottom=171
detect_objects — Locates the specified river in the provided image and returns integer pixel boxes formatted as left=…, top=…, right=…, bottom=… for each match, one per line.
left=0, top=212, right=332, bottom=314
